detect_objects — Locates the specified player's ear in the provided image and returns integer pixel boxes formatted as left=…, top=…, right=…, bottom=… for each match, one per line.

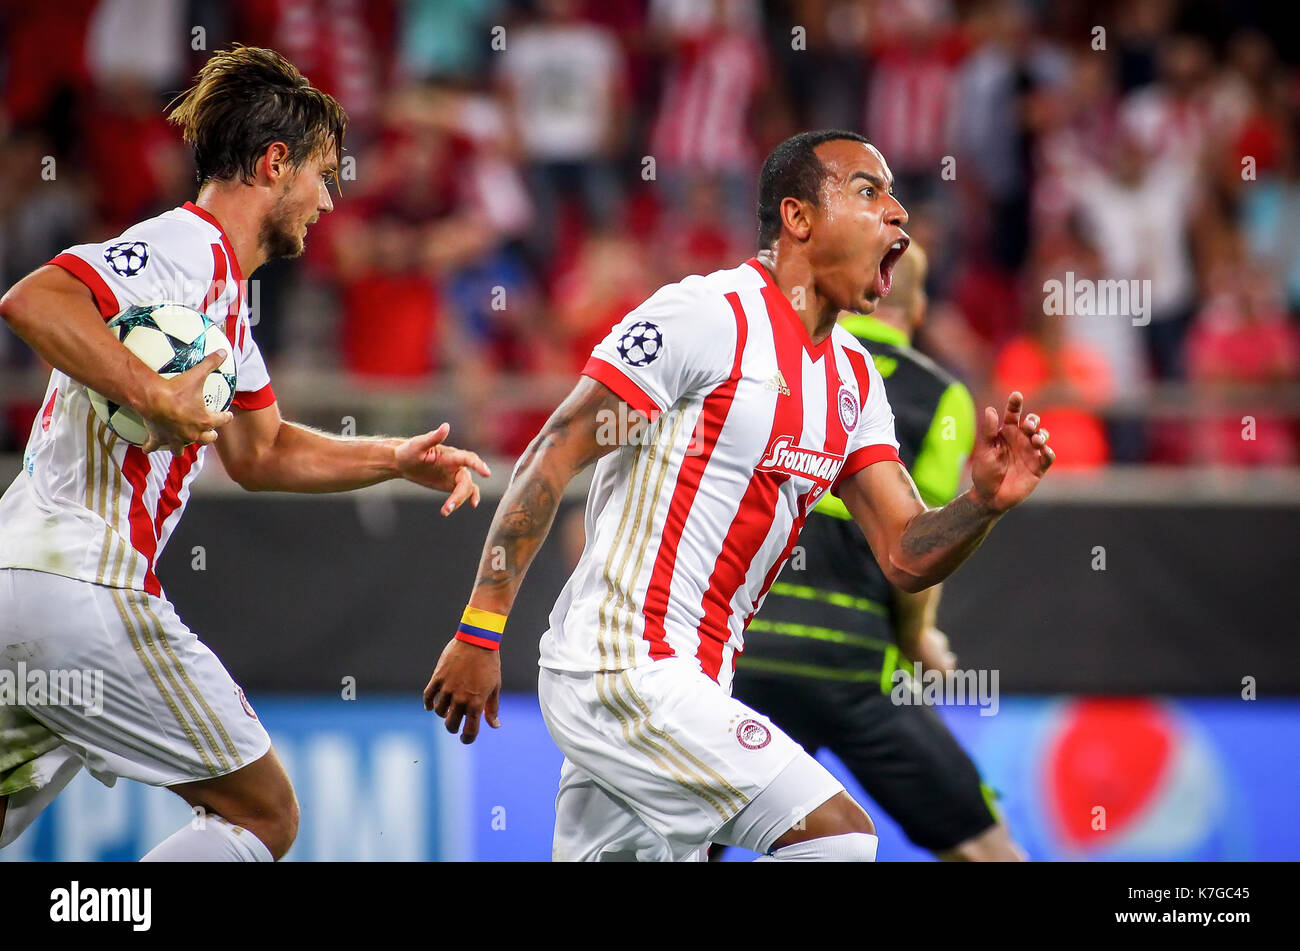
left=780, top=196, right=813, bottom=242
left=262, top=142, right=291, bottom=181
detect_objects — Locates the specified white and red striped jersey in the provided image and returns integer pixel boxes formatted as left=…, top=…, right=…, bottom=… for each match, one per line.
left=649, top=29, right=766, bottom=174
left=539, top=258, right=901, bottom=691
left=0, top=203, right=275, bottom=597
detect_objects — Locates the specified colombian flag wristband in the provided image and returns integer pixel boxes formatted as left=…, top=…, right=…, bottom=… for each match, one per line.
left=455, top=606, right=506, bottom=651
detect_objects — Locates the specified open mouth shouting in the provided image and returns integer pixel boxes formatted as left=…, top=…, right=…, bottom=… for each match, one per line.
left=877, top=234, right=910, bottom=297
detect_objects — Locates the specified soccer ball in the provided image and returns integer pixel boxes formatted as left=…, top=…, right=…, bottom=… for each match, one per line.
left=88, top=302, right=237, bottom=446
left=617, top=320, right=663, bottom=367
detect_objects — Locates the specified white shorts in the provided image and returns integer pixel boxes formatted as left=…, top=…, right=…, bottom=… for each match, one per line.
left=539, top=656, right=844, bottom=861
left=0, top=568, right=270, bottom=838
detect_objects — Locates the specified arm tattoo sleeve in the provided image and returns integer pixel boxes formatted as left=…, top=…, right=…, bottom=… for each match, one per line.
left=470, top=383, right=627, bottom=609
left=897, top=491, right=1000, bottom=584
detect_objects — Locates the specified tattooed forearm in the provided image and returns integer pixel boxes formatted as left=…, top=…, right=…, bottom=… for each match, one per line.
left=469, top=418, right=570, bottom=604
left=497, top=477, right=557, bottom=541
left=895, top=491, right=1001, bottom=588
left=471, top=469, right=563, bottom=602
left=467, top=378, right=630, bottom=612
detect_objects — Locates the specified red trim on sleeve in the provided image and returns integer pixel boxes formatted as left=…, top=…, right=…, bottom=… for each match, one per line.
left=48, top=253, right=119, bottom=319
left=232, top=383, right=276, bottom=411
left=833, top=444, right=903, bottom=491
left=581, top=356, right=663, bottom=419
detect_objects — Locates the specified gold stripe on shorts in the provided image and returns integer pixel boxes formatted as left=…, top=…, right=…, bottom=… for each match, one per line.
left=123, top=591, right=231, bottom=773
left=138, top=599, right=241, bottom=765
left=593, top=671, right=737, bottom=820
left=110, top=587, right=219, bottom=776
left=616, top=671, right=748, bottom=808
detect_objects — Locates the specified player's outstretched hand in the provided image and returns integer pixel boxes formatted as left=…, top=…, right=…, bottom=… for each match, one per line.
left=395, top=423, right=492, bottom=516
left=423, top=638, right=501, bottom=744
left=140, top=350, right=235, bottom=456
left=969, top=391, right=1055, bottom=513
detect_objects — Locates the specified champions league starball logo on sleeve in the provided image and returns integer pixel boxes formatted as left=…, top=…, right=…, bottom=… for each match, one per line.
left=104, top=241, right=150, bottom=277
left=616, top=321, right=664, bottom=367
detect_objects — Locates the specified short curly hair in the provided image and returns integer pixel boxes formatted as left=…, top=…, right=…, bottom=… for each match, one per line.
left=756, top=130, right=873, bottom=248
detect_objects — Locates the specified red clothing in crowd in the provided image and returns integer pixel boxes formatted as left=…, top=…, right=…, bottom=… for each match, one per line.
left=1187, top=304, right=1299, bottom=465
left=994, top=335, right=1113, bottom=469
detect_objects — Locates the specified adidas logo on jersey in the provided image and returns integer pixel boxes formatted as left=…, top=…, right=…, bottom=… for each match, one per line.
left=764, top=371, right=790, bottom=395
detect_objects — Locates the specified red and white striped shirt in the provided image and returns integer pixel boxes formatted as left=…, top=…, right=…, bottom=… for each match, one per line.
left=539, top=258, right=900, bottom=691
left=0, top=203, right=275, bottom=597
left=649, top=30, right=766, bottom=174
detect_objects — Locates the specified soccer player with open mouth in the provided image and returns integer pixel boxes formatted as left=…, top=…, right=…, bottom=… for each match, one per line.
left=425, top=131, right=1055, bottom=861
left=0, top=46, right=488, bottom=861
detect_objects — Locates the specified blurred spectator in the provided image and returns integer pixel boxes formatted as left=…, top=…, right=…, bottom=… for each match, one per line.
left=1058, top=129, right=1198, bottom=380
left=86, top=0, right=186, bottom=91
left=993, top=302, right=1113, bottom=470
left=868, top=0, right=967, bottom=210
left=0, top=129, right=90, bottom=297
left=1111, top=0, right=1179, bottom=93
left=325, top=122, right=477, bottom=377
left=1186, top=259, right=1300, bottom=466
left=1034, top=52, right=1122, bottom=232
left=398, top=0, right=501, bottom=84
left=547, top=230, right=654, bottom=376
left=82, top=78, right=190, bottom=232
left=951, top=0, right=1066, bottom=274
left=333, top=216, right=441, bottom=379
left=648, top=0, right=773, bottom=242
left=497, top=0, right=628, bottom=262
left=1243, top=123, right=1300, bottom=317
left=1, top=3, right=97, bottom=144
left=234, top=0, right=397, bottom=138
left=776, top=0, right=869, bottom=132
left=1209, top=29, right=1288, bottom=187
left=1119, top=33, right=1217, bottom=166
left=658, top=175, right=743, bottom=283
left=1033, top=216, right=1150, bottom=462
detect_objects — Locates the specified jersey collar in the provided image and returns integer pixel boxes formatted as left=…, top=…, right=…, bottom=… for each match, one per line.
left=181, top=201, right=245, bottom=287
left=745, top=257, right=832, bottom=360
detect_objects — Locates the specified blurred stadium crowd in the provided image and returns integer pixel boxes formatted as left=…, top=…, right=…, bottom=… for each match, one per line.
left=1, top=0, right=1298, bottom=464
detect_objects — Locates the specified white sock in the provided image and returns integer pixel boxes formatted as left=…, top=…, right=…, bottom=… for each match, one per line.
left=755, top=832, right=878, bottom=862
left=141, top=816, right=274, bottom=862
